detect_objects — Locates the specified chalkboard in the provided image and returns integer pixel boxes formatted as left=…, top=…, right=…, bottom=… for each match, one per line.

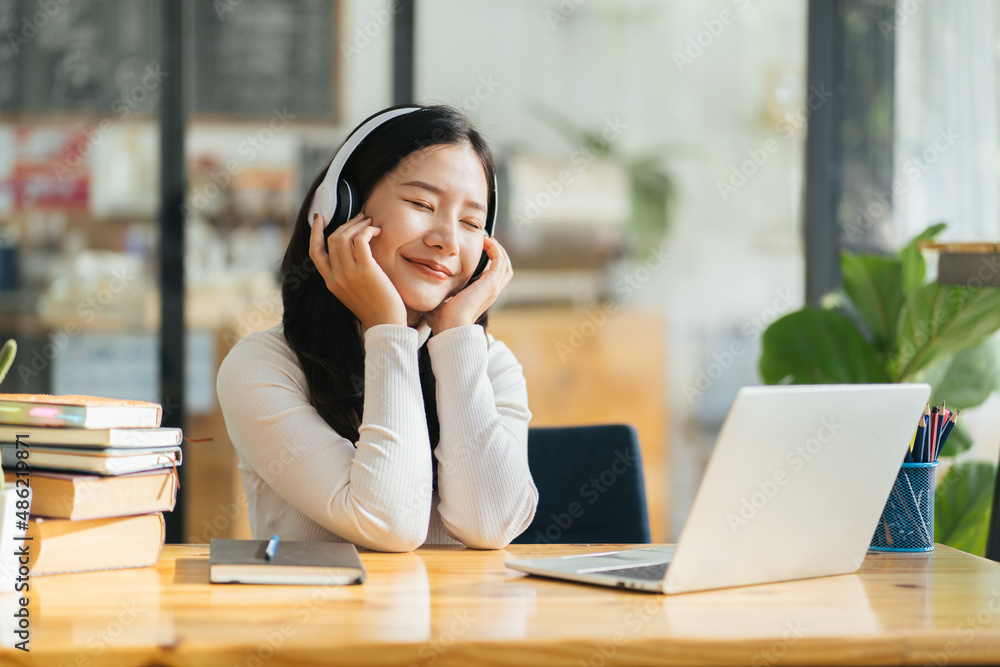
left=2, top=0, right=160, bottom=113
left=0, top=0, right=335, bottom=118
left=194, top=0, right=334, bottom=118
left=0, top=0, right=23, bottom=111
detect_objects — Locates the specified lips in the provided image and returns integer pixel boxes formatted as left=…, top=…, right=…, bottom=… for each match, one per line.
left=405, top=257, right=454, bottom=279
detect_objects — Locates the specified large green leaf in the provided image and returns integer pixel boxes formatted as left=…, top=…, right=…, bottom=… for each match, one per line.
left=840, top=251, right=903, bottom=357
left=899, top=222, right=947, bottom=296
left=759, top=308, right=890, bottom=385
left=893, top=283, right=1000, bottom=381
left=927, top=340, right=999, bottom=411
left=935, top=460, right=996, bottom=556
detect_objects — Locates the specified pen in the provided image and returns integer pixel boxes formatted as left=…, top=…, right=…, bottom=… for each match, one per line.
left=265, top=534, right=280, bottom=560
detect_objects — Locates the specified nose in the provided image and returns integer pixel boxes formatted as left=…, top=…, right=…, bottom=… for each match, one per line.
left=424, top=212, right=461, bottom=254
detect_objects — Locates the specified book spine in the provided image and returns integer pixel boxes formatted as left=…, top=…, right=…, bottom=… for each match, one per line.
left=0, top=403, right=88, bottom=428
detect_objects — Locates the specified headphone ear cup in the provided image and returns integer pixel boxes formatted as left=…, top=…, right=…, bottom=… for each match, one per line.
left=328, top=179, right=358, bottom=233
left=469, top=250, right=489, bottom=284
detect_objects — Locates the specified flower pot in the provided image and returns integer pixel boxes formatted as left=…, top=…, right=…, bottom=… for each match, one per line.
left=0, top=486, right=31, bottom=592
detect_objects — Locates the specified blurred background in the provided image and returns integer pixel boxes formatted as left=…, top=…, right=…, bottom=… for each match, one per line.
left=0, top=0, right=998, bottom=544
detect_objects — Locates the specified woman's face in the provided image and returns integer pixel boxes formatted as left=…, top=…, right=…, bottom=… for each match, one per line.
left=363, top=142, right=489, bottom=324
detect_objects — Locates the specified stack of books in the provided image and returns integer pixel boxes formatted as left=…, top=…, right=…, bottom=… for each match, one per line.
left=0, top=394, right=182, bottom=575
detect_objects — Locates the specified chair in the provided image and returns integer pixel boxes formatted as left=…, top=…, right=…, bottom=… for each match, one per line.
left=512, top=424, right=651, bottom=544
left=987, top=464, right=1000, bottom=561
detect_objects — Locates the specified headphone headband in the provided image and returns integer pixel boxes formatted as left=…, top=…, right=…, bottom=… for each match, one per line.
left=308, top=106, right=423, bottom=227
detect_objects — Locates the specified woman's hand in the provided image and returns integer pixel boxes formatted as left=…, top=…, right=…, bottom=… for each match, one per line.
left=309, top=211, right=407, bottom=330
left=422, top=236, right=513, bottom=334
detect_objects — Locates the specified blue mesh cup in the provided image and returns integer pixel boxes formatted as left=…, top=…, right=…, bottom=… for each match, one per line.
left=870, top=462, right=938, bottom=552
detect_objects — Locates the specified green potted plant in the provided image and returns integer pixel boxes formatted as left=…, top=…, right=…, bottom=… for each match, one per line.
left=758, top=224, right=1000, bottom=555
left=0, top=338, right=31, bottom=591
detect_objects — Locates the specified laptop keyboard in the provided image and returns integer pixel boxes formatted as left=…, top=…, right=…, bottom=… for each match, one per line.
left=605, top=562, right=669, bottom=581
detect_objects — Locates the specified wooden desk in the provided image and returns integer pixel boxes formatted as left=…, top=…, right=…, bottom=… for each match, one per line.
left=7, top=543, right=1000, bottom=666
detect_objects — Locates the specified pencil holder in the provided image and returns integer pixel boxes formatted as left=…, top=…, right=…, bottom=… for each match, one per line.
left=869, top=462, right=938, bottom=552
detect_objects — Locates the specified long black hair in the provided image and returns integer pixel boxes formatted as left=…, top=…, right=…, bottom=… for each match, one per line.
left=281, top=105, right=497, bottom=444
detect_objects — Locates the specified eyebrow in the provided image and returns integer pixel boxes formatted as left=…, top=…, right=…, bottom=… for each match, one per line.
left=400, top=180, right=487, bottom=213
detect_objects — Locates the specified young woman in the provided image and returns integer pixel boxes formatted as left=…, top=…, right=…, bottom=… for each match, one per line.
left=217, top=105, right=538, bottom=552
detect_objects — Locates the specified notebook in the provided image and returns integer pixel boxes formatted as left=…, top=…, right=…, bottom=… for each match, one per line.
left=0, top=444, right=181, bottom=475
left=0, top=425, right=182, bottom=448
left=209, top=539, right=366, bottom=585
left=506, top=383, right=932, bottom=594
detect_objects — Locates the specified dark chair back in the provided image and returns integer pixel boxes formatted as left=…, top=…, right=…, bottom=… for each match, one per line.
left=987, top=465, right=1000, bottom=561
left=512, top=424, right=651, bottom=544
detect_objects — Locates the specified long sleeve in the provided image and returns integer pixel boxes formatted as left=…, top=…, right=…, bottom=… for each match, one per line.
left=216, top=324, right=433, bottom=552
left=428, top=325, right=538, bottom=549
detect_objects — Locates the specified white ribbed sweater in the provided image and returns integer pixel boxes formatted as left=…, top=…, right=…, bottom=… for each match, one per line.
left=215, top=323, right=538, bottom=552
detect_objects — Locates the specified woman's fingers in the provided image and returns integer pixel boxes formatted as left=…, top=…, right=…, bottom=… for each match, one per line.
left=306, top=211, right=405, bottom=328
left=308, top=212, right=332, bottom=275
left=327, top=212, right=369, bottom=243
left=479, top=236, right=513, bottom=286
left=352, top=224, right=381, bottom=264
left=330, top=213, right=372, bottom=267
left=311, top=211, right=373, bottom=284
left=425, top=236, right=514, bottom=334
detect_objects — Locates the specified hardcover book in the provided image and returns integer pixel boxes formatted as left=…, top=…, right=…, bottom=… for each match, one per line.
left=4, top=469, right=177, bottom=520
left=0, top=394, right=163, bottom=429
left=27, top=513, right=165, bottom=575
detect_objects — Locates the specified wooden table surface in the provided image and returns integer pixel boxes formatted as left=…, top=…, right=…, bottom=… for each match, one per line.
left=4, top=543, right=1000, bottom=666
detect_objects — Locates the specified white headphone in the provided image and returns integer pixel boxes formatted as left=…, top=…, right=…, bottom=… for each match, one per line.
left=307, top=106, right=423, bottom=228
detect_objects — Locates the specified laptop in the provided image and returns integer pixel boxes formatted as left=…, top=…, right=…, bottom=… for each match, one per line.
left=506, top=383, right=931, bottom=594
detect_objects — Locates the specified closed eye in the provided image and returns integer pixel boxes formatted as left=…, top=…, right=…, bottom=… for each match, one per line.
left=407, top=199, right=433, bottom=211
left=462, top=220, right=484, bottom=231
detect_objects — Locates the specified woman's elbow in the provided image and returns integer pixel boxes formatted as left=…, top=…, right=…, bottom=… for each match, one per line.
left=368, top=537, right=425, bottom=553
left=457, top=531, right=516, bottom=550
left=448, top=491, right=539, bottom=550
left=334, top=488, right=432, bottom=552
left=353, top=525, right=427, bottom=553
left=451, top=520, right=527, bottom=550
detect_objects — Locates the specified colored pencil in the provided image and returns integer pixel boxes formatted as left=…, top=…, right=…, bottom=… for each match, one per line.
left=920, top=405, right=931, bottom=462
left=936, top=411, right=958, bottom=461
left=907, top=423, right=920, bottom=463
left=929, top=406, right=940, bottom=463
